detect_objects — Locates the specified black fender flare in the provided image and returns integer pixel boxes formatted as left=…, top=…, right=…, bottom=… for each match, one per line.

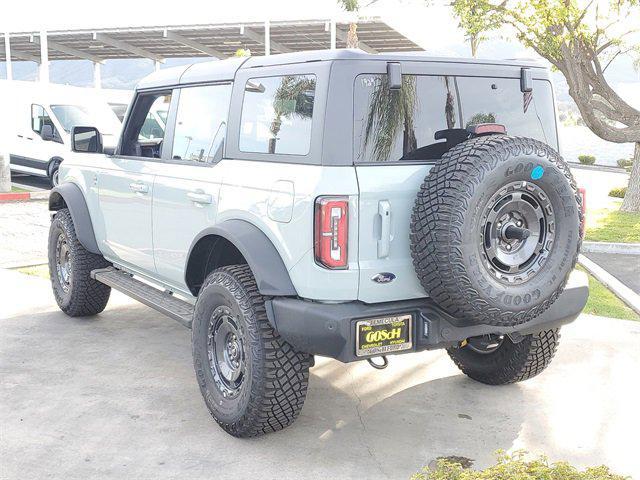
left=49, top=183, right=101, bottom=254
left=187, top=220, right=297, bottom=297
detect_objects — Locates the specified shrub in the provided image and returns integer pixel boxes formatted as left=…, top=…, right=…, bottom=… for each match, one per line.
left=412, top=451, right=629, bottom=480
left=578, top=154, right=596, bottom=165
left=609, top=187, right=627, bottom=198
left=617, top=158, right=633, bottom=169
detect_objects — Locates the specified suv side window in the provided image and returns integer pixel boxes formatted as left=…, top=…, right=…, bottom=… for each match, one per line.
left=120, top=91, right=172, bottom=158
left=171, top=83, right=232, bottom=164
left=239, top=74, right=316, bottom=155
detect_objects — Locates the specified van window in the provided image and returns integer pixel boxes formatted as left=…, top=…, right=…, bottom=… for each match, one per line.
left=120, top=91, right=172, bottom=158
left=172, top=84, right=232, bottom=163
left=31, top=104, right=56, bottom=135
left=354, top=75, right=460, bottom=163
left=457, top=77, right=558, bottom=149
left=239, top=75, right=316, bottom=155
left=354, top=74, right=558, bottom=163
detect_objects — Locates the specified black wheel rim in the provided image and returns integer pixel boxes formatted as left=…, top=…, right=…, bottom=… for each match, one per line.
left=480, top=181, right=555, bottom=284
left=55, top=233, right=71, bottom=293
left=466, top=334, right=504, bottom=354
left=207, top=305, right=246, bottom=399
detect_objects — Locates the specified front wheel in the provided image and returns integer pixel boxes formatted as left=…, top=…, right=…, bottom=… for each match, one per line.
left=447, top=329, right=560, bottom=385
left=48, top=208, right=111, bottom=316
left=192, top=265, right=311, bottom=437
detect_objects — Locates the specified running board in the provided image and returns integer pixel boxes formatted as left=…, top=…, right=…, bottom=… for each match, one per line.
left=91, top=267, right=194, bottom=328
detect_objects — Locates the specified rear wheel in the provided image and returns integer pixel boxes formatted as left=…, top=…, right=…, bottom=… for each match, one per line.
left=48, top=208, right=111, bottom=316
left=447, top=329, right=560, bottom=385
left=48, top=161, right=61, bottom=187
left=192, top=265, right=311, bottom=437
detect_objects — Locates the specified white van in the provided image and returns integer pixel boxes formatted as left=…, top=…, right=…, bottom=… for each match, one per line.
left=1, top=81, right=123, bottom=186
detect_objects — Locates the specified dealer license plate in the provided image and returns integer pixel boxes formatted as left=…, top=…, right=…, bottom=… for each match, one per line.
left=355, top=314, right=412, bottom=357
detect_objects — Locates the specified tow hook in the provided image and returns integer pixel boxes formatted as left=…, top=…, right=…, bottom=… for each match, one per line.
left=367, top=356, right=388, bottom=370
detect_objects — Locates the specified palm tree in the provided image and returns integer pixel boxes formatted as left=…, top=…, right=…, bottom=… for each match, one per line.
left=363, top=75, right=418, bottom=162
left=338, top=0, right=360, bottom=48
left=269, top=76, right=316, bottom=153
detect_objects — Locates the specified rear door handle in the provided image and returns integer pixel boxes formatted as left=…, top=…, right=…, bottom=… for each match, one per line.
left=129, top=182, right=149, bottom=194
left=187, top=191, right=212, bottom=205
left=377, top=200, right=391, bottom=258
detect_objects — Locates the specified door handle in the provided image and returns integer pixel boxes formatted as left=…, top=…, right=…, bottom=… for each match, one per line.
left=377, top=200, right=391, bottom=258
left=187, top=191, right=213, bottom=205
left=129, top=182, right=149, bottom=194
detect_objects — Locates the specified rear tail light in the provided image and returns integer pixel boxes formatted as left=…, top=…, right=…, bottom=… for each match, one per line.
left=314, top=196, right=349, bottom=269
left=578, top=187, right=586, bottom=236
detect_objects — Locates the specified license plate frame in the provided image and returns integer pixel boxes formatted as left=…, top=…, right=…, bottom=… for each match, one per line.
left=355, top=314, right=413, bottom=357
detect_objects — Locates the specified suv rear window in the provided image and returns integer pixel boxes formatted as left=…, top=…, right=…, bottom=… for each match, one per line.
left=239, top=74, right=316, bottom=155
left=354, top=74, right=557, bottom=163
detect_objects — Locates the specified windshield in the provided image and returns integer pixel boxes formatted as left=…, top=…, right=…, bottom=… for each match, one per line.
left=50, top=103, right=121, bottom=135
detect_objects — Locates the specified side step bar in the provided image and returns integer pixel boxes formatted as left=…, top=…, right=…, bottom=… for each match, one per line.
left=91, top=267, right=194, bottom=328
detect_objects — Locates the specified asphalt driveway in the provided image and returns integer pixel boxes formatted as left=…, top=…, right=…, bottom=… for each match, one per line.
left=1, top=269, right=639, bottom=479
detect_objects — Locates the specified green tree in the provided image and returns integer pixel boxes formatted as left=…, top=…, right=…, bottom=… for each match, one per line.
left=338, top=0, right=361, bottom=48
left=451, top=0, right=502, bottom=57
left=452, top=0, right=640, bottom=212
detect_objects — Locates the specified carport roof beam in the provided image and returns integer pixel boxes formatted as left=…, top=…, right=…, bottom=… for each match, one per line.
left=241, top=27, right=292, bottom=54
left=30, top=35, right=104, bottom=63
left=8, top=49, right=40, bottom=63
left=162, top=30, right=226, bottom=59
left=93, top=32, right=164, bottom=62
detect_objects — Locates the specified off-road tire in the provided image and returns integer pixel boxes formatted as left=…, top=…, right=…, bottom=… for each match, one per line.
left=447, top=329, right=560, bottom=385
left=48, top=208, right=111, bottom=316
left=411, top=135, right=582, bottom=327
left=192, top=264, right=311, bottom=438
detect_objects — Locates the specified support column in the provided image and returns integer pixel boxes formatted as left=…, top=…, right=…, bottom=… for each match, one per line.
left=330, top=20, right=336, bottom=49
left=39, top=30, right=49, bottom=83
left=264, top=20, right=270, bottom=56
left=4, top=32, right=12, bottom=80
left=93, top=61, right=101, bottom=89
left=154, top=60, right=161, bottom=72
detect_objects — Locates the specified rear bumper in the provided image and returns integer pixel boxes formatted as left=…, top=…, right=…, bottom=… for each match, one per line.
left=265, top=270, right=589, bottom=363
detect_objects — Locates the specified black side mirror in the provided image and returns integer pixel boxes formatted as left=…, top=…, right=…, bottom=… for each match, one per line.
left=41, top=124, right=54, bottom=141
left=71, top=126, right=103, bottom=153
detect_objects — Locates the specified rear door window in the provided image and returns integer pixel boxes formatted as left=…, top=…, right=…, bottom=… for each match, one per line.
left=172, top=83, right=232, bottom=164
left=239, top=74, right=316, bottom=155
left=457, top=77, right=557, bottom=148
left=354, top=74, right=557, bottom=163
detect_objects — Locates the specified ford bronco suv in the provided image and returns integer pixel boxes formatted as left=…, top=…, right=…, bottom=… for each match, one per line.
left=48, top=50, right=588, bottom=438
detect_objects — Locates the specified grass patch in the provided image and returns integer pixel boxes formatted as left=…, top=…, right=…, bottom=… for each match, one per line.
left=10, top=186, right=28, bottom=193
left=15, top=264, right=50, bottom=280
left=585, top=206, right=640, bottom=243
left=578, top=266, right=639, bottom=321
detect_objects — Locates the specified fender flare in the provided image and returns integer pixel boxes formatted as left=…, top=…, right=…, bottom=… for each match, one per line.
left=188, top=220, right=297, bottom=297
left=49, top=183, right=101, bottom=254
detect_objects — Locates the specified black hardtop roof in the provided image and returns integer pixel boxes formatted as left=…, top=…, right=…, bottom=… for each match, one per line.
left=136, top=49, right=546, bottom=90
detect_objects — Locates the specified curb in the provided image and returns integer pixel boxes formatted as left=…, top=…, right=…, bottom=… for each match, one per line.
left=582, top=242, right=640, bottom=255
left=0, top=190, right=49, bottom=203
left=567, top=163, right=629, bottom=174
left=578, top=254, right=640, bottom=315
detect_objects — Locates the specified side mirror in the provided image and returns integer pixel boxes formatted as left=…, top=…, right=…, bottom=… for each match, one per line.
left=41, top=124, right=54, bottom=141
left=71, top=126, right=103, bottom=154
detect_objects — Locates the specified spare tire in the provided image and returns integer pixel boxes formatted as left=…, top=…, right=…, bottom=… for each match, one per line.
left=410, top=135, right=582, bottom=327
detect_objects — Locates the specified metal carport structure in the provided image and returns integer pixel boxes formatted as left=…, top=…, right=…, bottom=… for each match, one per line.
left=1, top=17, right=422, bottom=87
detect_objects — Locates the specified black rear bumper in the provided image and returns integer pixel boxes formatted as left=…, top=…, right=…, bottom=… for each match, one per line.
left=265, top=270, right=589, bottom=363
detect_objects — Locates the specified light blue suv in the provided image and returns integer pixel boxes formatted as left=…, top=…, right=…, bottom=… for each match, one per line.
left=47, top=50, right=588, bottom=437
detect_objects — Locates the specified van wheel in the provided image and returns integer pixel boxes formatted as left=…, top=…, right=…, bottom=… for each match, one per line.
left=48, top=161, right=60, bottom=187
left=192, top=265, right=311, bottom=437
left=48, top=209, right=111, bottom=316
left=447, top=329, right=560, bottom=385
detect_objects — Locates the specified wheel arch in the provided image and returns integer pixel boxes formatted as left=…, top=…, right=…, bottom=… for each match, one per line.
left=49, top=183, right=101, bottom=255
left=185, top=220, right=297, bottom=297
left=47, top=156, right=64, bottom=175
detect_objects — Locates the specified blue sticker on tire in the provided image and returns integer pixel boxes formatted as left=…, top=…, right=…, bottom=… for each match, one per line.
left=531, top=166, right=544, bottom=180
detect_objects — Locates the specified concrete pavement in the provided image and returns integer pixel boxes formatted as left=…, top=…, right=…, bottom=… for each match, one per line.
left=1, top=269, right=639, bottom=479
left=0, top=199, right=50, bottom=268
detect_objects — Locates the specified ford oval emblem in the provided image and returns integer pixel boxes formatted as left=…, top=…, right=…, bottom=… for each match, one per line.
left=371, top=272, right=396, bottom=284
